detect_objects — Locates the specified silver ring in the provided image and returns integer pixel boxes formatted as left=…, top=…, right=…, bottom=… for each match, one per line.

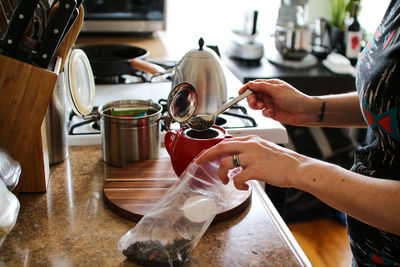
left=233, top=154, right=240, bottom=168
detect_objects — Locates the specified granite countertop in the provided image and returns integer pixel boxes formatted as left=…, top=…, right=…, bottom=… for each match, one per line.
left=0, top=146, right=311, bottom=266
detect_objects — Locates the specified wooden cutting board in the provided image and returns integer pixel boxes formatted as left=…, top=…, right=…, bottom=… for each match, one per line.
left=103, top=157, right=251, bottom=223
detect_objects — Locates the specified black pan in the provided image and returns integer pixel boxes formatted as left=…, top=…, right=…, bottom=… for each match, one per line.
left=79, top=44, right=155, bottom=77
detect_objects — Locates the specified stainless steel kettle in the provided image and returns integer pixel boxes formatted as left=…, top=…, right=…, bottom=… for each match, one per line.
left=172, top=38, right=227, bottom=114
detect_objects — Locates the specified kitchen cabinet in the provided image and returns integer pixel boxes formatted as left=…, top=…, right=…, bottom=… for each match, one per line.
left=0, top=146, right=311, bottom=266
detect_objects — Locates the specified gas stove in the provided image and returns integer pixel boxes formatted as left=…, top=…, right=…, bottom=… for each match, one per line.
left=67, top=68, right=288, bottom=146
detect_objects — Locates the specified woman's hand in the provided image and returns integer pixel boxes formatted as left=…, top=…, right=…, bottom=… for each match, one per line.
left=196, top=135, right=312, bottom=190
left=239, top=79, right=320, bottom=126
left=241, top=79, right=365, bottom=127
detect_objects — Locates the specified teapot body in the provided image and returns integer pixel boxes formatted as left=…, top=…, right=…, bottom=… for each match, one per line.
left=172, top=40, right=227, bottom=115
left=165, top=126, right=232, bottom=177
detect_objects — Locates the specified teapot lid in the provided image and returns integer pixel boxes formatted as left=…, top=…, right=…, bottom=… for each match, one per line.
left=182, top=38, right=220, bottom=59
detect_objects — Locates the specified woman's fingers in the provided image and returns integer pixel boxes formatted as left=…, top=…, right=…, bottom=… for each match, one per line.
left=218, top=156, right=234, bottom=184
left=195, top=137, right=253, bottom=164
left=232, top=170, right=250, bottom=191
left=218, top=154, right=250, bottom=190
left=232, top=154, right=251, bottom=190
left=195, top=136, right=272, bottom=190
left=239, top=79, right=277, bottom=95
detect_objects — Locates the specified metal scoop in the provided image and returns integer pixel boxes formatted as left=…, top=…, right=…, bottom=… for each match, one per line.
left=188, top=89, right=253, bottom=131
left=164, top=82, right=198, bottom=130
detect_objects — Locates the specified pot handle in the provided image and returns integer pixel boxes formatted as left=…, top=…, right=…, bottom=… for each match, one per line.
left=82, top=113, right=100, bottom=121
left=164, top=130, right=178, bottom=156
left=130, top=58, right=166, bottom=75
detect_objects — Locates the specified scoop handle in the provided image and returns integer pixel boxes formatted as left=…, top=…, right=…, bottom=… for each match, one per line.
left=216, top=89, right=253, bottom=115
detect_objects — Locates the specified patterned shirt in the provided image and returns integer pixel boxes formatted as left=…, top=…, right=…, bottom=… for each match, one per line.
left=351, top=0, right=400, bottom=266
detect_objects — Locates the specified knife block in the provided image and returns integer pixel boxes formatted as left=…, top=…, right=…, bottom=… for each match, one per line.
left=0, top=54, right=61, bottom=192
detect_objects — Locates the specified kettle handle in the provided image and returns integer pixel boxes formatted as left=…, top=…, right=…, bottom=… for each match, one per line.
left=171, top=65, right=184, bottom=85
left=164, top=130, right=178, bottom=156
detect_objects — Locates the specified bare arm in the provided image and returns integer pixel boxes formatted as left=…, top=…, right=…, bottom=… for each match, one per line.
left=196, top=137, right=400, bottom=236
left=308, top=92, right=367, bottom=128
left=295, top=155, right=400, bottom=236
left=240, top=80, right=366, bottom=128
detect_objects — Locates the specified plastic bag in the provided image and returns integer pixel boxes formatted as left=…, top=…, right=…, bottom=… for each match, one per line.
left=118, top=158, right=247, bottom=266
left=0, top=143, right=21, bottom=191
left=0, top=178, right=20, bottom=247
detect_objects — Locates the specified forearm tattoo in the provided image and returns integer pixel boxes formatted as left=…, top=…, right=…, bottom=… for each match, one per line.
left=317, top=101, right=326, bottom=122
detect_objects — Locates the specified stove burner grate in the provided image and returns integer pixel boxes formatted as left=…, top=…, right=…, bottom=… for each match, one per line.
left=68, top=99, right=258, bottom=136
left=68, top=107, right=99, bottom=135
left=157, top=99, right=257, bottom=131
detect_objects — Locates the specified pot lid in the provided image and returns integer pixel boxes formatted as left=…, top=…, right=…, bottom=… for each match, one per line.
left=65, top=49, right=95, bottom=116
left=182, top=38, right=219, bottom=59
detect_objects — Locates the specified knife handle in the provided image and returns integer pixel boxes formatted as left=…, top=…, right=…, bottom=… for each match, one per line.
left=0, top=2, right=9, bottom=34
left=76, top=0, right=83, bottom=8
left=0, top=0, right=39, bottom=55
left=31, top=0, right=76, bottom=68
left=1, top=0, right=13, bottom=19
left=58, top=7, right=78, bottom=47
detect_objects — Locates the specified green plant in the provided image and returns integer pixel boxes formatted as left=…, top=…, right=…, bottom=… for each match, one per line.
left=330, top=0, right=360, bottom=30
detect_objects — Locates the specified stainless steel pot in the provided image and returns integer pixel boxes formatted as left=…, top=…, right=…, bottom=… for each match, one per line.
left=274, top=24, right=311, bottom=60
left=90, top=99, right=162, bottom=167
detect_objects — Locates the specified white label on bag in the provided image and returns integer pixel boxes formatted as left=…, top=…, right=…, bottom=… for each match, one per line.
left=182, top=196, right=217, bottom=223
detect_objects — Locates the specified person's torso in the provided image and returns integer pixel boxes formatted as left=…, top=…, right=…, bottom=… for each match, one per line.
left=350, top=1, right=400, bottom=266
left=355, top=0, right=400, bottom=175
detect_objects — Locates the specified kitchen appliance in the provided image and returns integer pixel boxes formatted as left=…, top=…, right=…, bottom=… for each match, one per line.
left=165, top=125, right=232, bottom=177
left=274, top=24, right=311, bottom=60
left=311, top=17, right=331, bottom=59
left=269, top=0, right=317, bottom=68
left=227, top=10, right=264, bottom=61
left=172, top=38, right=227, bottom=115
left=81, top=0, right=166, bottom=34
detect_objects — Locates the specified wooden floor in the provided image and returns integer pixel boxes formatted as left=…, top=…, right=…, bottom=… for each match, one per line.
left=288, top=219, right=353, bottom=267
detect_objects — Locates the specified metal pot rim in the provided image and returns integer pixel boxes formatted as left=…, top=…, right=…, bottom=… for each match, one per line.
left=98, top=99, right=162, bottom=120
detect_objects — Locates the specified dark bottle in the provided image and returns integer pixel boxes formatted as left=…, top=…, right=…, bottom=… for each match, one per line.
left=345, top=1, right=363, bottom=65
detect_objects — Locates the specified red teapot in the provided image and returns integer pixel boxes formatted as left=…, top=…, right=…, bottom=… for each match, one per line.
left=165, top=125, right=232, bottom=177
